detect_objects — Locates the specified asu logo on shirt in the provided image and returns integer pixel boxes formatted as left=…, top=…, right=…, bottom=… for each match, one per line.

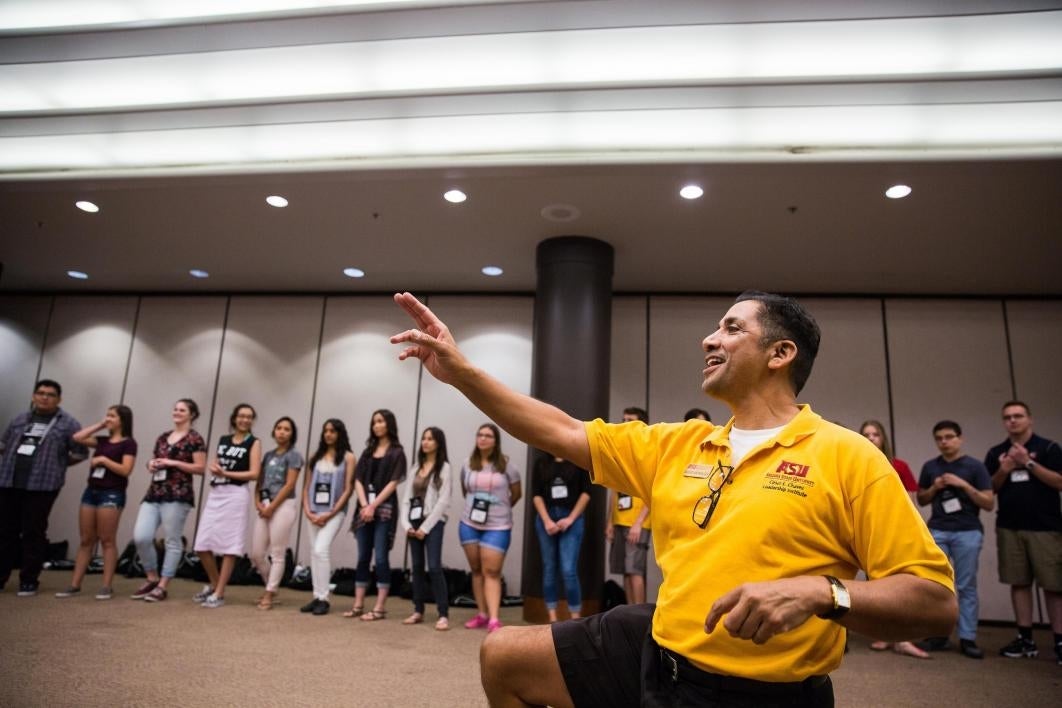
left=763, top=460, right=815, bottom=497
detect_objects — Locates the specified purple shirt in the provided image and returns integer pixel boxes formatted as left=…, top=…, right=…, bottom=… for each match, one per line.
left=87, top=437, right=138, bottom=491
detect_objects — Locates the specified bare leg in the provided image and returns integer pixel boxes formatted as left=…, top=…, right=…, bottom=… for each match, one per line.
left=1011, top=585, right=1034, bottom=626
left=352, top=585, right=367, bottom=612
left=71, top=506, right=98, bottom=590
left=214, top=554, right=236, bottom=598
left=1044, top=589, right=1062, bottom=633
left=481, top=547, right=505, bottom=621
left=627, top=573, right=646, bottom=605
left=373, top=586, right=390, bottom=614
left=96, top=506, right=122, bottom=589
left=481, top=625, right=574, bottom=708
left=199, top=551, right=220, bottom=588
left=464, top=543, right=487, bottom=617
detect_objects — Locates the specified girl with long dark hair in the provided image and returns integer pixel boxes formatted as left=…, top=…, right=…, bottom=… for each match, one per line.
left=301, top=418, right=355, bottom=616
left=57, top=405, right=137, bottom=600
left=251, top=416, right=303, bottom=610
left=458, top=423, right=521, bottom=633
left=347, top=409, right=407, bottom=621
left=399, top=426, right=452, bottom=630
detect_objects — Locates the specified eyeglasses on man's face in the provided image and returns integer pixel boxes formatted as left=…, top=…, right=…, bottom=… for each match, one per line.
left=691, top=462, right=734, bottom=529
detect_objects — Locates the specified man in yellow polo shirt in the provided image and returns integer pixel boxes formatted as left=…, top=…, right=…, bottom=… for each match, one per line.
left=605, top=406, right=652, bottom=605
left=391, top=290, right=956, bottom=708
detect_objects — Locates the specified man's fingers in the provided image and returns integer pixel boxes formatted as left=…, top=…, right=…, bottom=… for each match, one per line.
left=704, top=586, right=742, bottom=633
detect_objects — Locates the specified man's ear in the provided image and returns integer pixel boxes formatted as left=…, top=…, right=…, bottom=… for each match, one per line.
left=766, top=340, right=797, bottom=371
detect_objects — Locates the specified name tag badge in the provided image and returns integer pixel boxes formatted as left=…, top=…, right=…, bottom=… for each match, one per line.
left=942, top=497, right=962, bottom=514
left=212, top=475, right=228, bottom=485
left=409, top=496, right=424, bottom=522
left=617, top=494, right=633, bottom=511
left=1010, top=470, right=1030, bottom=483
left=314, top=482, right=331, bottom=506
left=91, top=466, right=106, bottom=479
left=152, top=468, right=168, bottom=482
left=260, top=489, right=272, bottom=503
left=470, top=497, right=490, bottom=524
left=17, top=442, right=36, bottom=456
left=550, top=483, right=569, bottom=500
left=683, top=463, right=714, bottom=479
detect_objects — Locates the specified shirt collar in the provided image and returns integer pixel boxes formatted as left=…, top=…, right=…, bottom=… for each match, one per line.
left=699, top=404, right=820, bottom=451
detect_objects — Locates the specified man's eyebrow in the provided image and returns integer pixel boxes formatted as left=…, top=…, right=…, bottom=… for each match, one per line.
left=720, top=316, right=746, bottom=328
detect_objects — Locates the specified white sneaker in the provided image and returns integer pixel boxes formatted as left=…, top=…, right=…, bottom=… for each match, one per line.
left=202, top=594, right=225, bottom=609
left=192, top=585, right=214, bottom=603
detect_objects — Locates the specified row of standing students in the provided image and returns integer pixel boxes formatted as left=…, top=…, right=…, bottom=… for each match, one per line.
left=58, top=400, right=525, bottom=634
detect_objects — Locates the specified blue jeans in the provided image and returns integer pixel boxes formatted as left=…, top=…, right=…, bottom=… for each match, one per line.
left=409, top=521, right=448, bottom=617
left=132, top=501, right=191, bottom=578
left=534, top=506, right=585, bottom=612
left=355, top=520, right=391, bottom=589
left=931, top=528, right=983, bottom=641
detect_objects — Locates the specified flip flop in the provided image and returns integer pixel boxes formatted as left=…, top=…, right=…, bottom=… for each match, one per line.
left=360, top=609, right=387, bottom=622
left=402, top=613, right=424, bottom=625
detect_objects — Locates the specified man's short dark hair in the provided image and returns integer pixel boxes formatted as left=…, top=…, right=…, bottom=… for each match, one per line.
left=932, top=420, right=962, bottom=437
left=35, top=379, right=61, bottom=397
left=1001, top=400, right=1030, bottom=415
left=623, top=406, right=648, bottom=423
left=684, top=408, right=711, bottom=422
left=734, top=291, right=820, bottom=395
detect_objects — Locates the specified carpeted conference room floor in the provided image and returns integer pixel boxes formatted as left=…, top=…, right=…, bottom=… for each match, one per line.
left=1, top=574, right=1059, bottom=707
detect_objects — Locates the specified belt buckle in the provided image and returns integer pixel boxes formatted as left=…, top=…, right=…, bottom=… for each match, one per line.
left=661, top=650, right=678, bottom=682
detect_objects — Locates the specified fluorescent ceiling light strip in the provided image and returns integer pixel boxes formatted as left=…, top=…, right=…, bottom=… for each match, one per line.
left=2, top=102, right=1060, bottom=175
left=2, top=12, right=1060, bottom=114
left=0, top=0, right=513, bottom=32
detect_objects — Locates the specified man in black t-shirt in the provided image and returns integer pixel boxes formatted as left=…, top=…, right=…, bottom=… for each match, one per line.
left=984, top=401, right=1062, bottom=664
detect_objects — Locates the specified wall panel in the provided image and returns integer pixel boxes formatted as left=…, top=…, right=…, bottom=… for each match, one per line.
left=36, top=296, right=138, bottom=556
left=303, top=296, right=423, bottom=576
left=121, top=297, right=228, bottom=551
left=1007, top=300, right=1062, bottom=440
left=205, top=297, right=324, bottom=555
left=886, top=298, right=1013, bottom=621
left=414, top=295, right=534, bottom=593
left=609, top=296, right=648, bottom=423
left=0, top=295, right=52, bottom=426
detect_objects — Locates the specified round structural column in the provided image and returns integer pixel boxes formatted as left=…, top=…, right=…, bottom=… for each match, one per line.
left=522, top=236, right=613, bottom=622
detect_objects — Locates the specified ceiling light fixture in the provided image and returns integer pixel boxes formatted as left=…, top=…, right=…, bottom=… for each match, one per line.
left=444, top=189, right=467, bottom=203
left=265, top=195, right=288, bottom=208
left=342, top=267, right=365, bottom=278
left=75, top=200, right=99, bottom=213
left=66, top=270, right=89, bottom=279
left=189, top=269, right=210, bottom=278
left=679, top=185, right=704, bottom=200
left=885, top=184, right=912, bottom=199
left=481, top=266, right=503, bottom=277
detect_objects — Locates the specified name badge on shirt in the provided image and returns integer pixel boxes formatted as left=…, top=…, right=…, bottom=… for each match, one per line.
left=942, top=497, right=962, bottom=514
left=260, top=489, right=272, bottom=503
left=470, top=497, right=490, bottom=524
left=152, top=467, right=168, bottom=482
left=1010, top=470, right=1030, bottom=483
left=212, top=475, right=229, bottom=486
left=683, top=464, right=714, bottom=479
left=550, top=478, right=569, bottom=500
left=314, top=481, right=331, bottom=506
left=367, top=484, right=377, bottom=505
left=91, top=466, right=106, bottom=479
left=409, top=496, right=424, bottom=523
left=17, top=442, right=37, bottom=456
left=617, top=494, right=633, bottom=511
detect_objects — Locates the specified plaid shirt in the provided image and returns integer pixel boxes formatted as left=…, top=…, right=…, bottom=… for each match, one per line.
left=0, top=408, right=87, bottom=492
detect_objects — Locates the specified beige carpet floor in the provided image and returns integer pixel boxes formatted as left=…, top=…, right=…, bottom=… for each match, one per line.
left=1, top=574, right=1060, bottom=707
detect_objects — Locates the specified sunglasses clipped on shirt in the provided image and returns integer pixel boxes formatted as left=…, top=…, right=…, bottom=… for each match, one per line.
left=691, top=461, right=734, bottom=530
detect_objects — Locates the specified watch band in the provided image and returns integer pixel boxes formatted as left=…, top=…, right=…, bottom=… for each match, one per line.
left=817, top=575, right=850, bottom=620
left=1025, top=461, right=1035, bottom=471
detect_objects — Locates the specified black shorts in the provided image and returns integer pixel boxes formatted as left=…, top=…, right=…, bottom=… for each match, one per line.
left=552, top=604, right=834, bottom=708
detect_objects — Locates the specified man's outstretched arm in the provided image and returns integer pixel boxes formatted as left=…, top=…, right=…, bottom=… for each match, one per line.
left=391, top=292, right=591, bottom=470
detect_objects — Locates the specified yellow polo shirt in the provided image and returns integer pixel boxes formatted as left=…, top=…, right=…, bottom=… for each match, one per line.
left=585, top=405, right=954, bottom=682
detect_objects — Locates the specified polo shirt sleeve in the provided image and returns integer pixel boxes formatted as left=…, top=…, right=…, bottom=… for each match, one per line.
left=972, top=460, right=993, bottom=490
left=584, top=419, right=659, bottom=502
left=851, top=455, right=955, bottom=592
left=1039, top=441, right=1062, bottom=473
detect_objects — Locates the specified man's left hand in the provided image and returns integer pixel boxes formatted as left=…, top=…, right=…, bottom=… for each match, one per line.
left=704, top=577, right=830, bottom=644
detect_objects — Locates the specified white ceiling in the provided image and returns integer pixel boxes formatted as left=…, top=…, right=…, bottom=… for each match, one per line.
left=1, top=1, right=1061, bottom=296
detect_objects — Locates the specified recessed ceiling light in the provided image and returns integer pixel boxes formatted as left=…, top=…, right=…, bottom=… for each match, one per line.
left=885, top=184, right=912, bottom=199
left=540, top=203, right=581, bottom=222
left=342, top=267, right=365, bottom=278
left=189, top=269, right=209, bottom=278
left=444, top=189, right=467, bottom=204
left=679, top=185, right=704, bottom=200
left=66, top=270, right=89, bottom=280
left=481, top=266, right=503, bottom=277
left=266, top=195, right=288, bottom=208
left=75, top=200, right=99, bottom=213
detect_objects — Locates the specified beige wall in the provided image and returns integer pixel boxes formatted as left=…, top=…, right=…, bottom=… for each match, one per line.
left=2, top=293, right=1059, bottom=622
